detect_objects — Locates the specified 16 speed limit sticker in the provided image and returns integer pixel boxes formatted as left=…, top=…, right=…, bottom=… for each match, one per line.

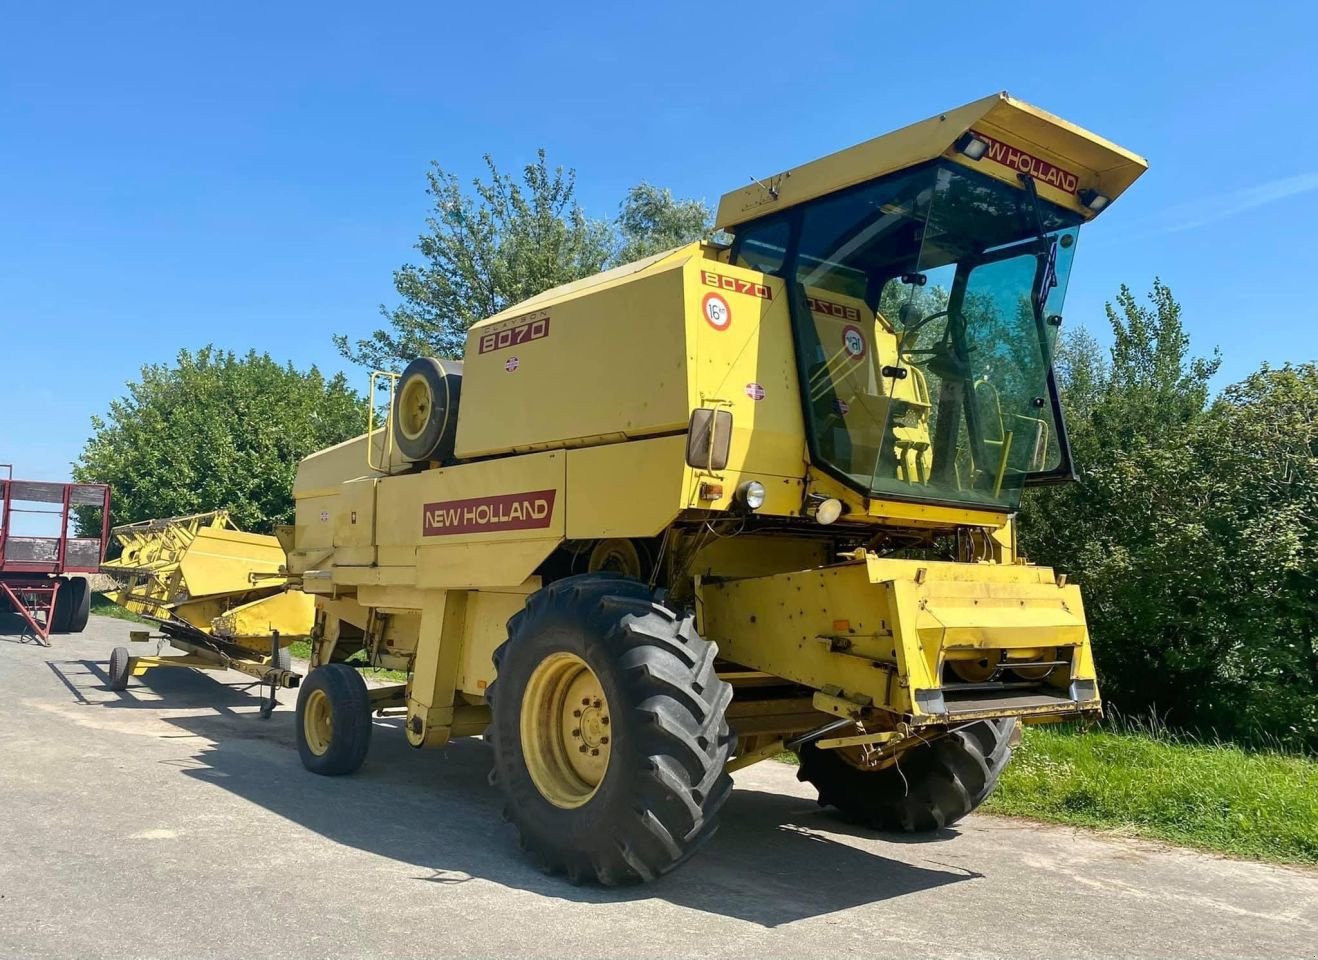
left=702, top=292, right=731, bottom=331
left=841, top=324, right=867, bottom=360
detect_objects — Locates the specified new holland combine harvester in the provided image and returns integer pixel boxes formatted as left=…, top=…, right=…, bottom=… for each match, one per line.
left=117, top=93, right=1147, bottom=884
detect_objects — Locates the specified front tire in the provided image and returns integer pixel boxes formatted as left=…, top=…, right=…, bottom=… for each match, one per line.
left=296, top=664, right=372, bottom=776
left=487, top=574, right=735, bottom=885
left=796, top=718, right=1016, bottom=831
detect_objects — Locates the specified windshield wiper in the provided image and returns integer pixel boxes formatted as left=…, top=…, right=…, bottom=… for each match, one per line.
left=1017, top=173, right=1059, bottom=314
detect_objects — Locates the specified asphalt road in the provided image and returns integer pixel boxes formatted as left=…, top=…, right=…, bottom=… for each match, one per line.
left=1, top=614, right=1314, bottom=960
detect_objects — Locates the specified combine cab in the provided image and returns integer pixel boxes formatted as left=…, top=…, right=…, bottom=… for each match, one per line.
left=283, top=92, right=1146, bottom=883
left=100, top=511, right=312, bottom=698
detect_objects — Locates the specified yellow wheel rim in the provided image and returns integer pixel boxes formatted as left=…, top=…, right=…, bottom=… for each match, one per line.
left=397, top=375, right=434, bottom=442
left=520, top=652, right=611, bottom=809
left=304, top=688, right=333, bottom=756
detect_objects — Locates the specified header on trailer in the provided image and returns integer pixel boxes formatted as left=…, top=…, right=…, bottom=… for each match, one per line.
left=715, top=92, right=1147, bottom=230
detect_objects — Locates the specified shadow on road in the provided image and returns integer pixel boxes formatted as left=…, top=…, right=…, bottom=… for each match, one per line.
left=57, top=646, right=978, bottom=926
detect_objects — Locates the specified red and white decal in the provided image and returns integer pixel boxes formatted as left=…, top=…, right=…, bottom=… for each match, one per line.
left=478, top=311, right=551, bottom=354
left=744, top=382, right=765, bottom=401
left=423, top=489, right=557, bottom=536
left=701, top=270, right=772, bottom=300
left=504, top=356, right=519, bottom=372
left=969, top=130, right=1080, bottom=195
left=807, top=295, right=861, bottom=322
left=702, top=292, right=732, bottom=331
left=841, top=324, right=867, bottom=360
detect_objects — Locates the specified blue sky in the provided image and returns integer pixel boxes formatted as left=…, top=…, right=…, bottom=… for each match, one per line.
left=2, top=1, right=1316, bottom=484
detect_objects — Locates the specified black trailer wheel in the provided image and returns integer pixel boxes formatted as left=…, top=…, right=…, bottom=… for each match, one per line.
left=51, top=577, right=89, bottom=634
left=487, top=573, right=735, bottom=885
left=796, top=718, right=1017, bottom=832
left=64, top=577, right=90, bottom=633
left=108, top=647, right=132, bottom=691
left=296, top=664, right=372, bottom=776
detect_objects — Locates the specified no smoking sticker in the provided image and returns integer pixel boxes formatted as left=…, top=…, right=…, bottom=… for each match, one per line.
left=702, top=292, right=731, bottom=331
left=505, top=356, right=520, bottom=372
left=841, top=324, right=867, bottom=360
left=745, top=382, right=765, bottom=401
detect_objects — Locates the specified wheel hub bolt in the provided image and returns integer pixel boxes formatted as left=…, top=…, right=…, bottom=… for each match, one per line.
left=590, top=749, right=599, bottom=757
left=600, top=736, right=609, bottom=745
left=579, top=745, right=588, bottom=753
left=572, top=709, right=582, bottom=718
left=571, top=728, right=581, bottom=737
left=601, top=716, right=609, bottom=726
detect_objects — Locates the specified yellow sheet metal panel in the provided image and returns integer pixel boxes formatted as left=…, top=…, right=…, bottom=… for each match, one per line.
left=176, top=526, right=286, bottom=598
left=566, top=436, right=687, bottom=539
left=212, top=590, right=315, bottom=644
left=687, top=261, right=807, bottom=477
left=334, top=478, right=376, bottom=548
left=716, top=92, right=1147, bottom=230
left=348, top=450, right=565, bottom=590
left=458, top=582, right=537, bottom=696
left=454, top=262, right=692, bottom=459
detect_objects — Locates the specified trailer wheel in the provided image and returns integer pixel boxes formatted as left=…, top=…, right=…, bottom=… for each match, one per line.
left=796, top=718, right=1016, bottom=832
left=393, top=356, right=462, bottom=463
left=296, top=664, right=372, bottom=776
left=108, top=647, right=132, bottom=691
left=65, top=578, right=90, bottom=633
left=50, top=577, right=89, bottom=634
left=487, top=573, right=735, bottom=885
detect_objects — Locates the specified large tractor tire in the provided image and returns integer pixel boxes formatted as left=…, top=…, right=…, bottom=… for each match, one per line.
left=296, top=664, right=372, bottom=776
left=487, top=573, right=735, bottom=885
left=796, top=718, right=1016, bottom=832
left=51, top=577, right=90, bottom=634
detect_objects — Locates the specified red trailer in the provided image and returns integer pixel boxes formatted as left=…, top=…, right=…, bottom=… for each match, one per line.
left=0, top=465, right=111, bottom=644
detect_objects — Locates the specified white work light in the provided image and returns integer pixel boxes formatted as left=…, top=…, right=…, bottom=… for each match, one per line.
left=815, top=498, right=844, bottom=525
left=1078, top=188, right=1110, bottom=212
left=737, top=480, right=766, bottom=511
left=954, top=132, right=989, bottom=161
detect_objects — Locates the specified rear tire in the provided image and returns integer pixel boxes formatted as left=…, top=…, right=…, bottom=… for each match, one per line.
left=64, top=577, right=90, bottom=633
left=296, top=664, right=372, bottom=776
left=51, top=577, right=89, bottom=634
left=487, top=573, right=735, bottom=885
left=796, top=718, right=1016, bottom=831
left=108, top=647, right=131, bottom=691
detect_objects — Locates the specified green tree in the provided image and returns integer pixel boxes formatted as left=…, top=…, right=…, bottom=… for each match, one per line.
left=615, top=183, right=712, bottom=263
left=75, top=347, right=364, bottom=533
left=1022, top=282, right=1318, bottom=749
left=335, top=153, right=711, bottom=369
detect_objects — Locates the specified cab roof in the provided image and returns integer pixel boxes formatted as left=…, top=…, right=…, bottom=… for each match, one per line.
left=714, top=92, right=1147, bottom=231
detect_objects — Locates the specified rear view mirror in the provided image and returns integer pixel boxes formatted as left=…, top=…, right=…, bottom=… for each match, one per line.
left=685, top=409, right=733, bottom=471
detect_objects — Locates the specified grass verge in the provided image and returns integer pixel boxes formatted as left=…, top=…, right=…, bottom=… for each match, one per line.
left=90, top=593, right=148, bottom=623
left=983, top=723, right=1318, bottom=866
left=285, top=639, right=407, bottom=682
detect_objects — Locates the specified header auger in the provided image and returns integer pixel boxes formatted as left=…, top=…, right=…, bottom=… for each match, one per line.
left=283, top=92, right=1146, bottom=883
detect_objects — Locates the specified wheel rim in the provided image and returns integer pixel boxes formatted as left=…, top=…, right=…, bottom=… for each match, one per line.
left=304, top=688, right=333, bottom=756
left=520, top=652, right=612, bottom=809
left=397, top=376, right=433, bottom=442
left=949, top=653, right=999, bottom=683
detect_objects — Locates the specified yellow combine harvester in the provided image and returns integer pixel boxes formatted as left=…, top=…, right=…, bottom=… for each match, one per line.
left=284, top=92, right=1146, bottom=883
left=100, top=511, right=312, bottom=699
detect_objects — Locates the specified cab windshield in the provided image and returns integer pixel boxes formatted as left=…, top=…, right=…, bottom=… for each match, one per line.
left=733, top=160, right=1084, bottom=511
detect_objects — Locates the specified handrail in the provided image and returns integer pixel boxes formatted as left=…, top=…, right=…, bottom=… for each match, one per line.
left=366, top=370, right=400, bottom=473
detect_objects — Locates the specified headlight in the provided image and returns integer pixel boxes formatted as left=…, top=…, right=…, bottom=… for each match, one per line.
left=737, top=480, right=766, bottom=511
left=815, top=498, right=843, bottom=525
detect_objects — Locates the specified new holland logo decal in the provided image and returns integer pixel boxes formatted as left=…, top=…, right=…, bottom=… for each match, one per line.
left=423, top=489, right=557, bottom=536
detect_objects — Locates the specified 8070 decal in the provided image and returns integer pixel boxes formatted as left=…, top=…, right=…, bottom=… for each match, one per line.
left=478, top=311, right=551, bottom=354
